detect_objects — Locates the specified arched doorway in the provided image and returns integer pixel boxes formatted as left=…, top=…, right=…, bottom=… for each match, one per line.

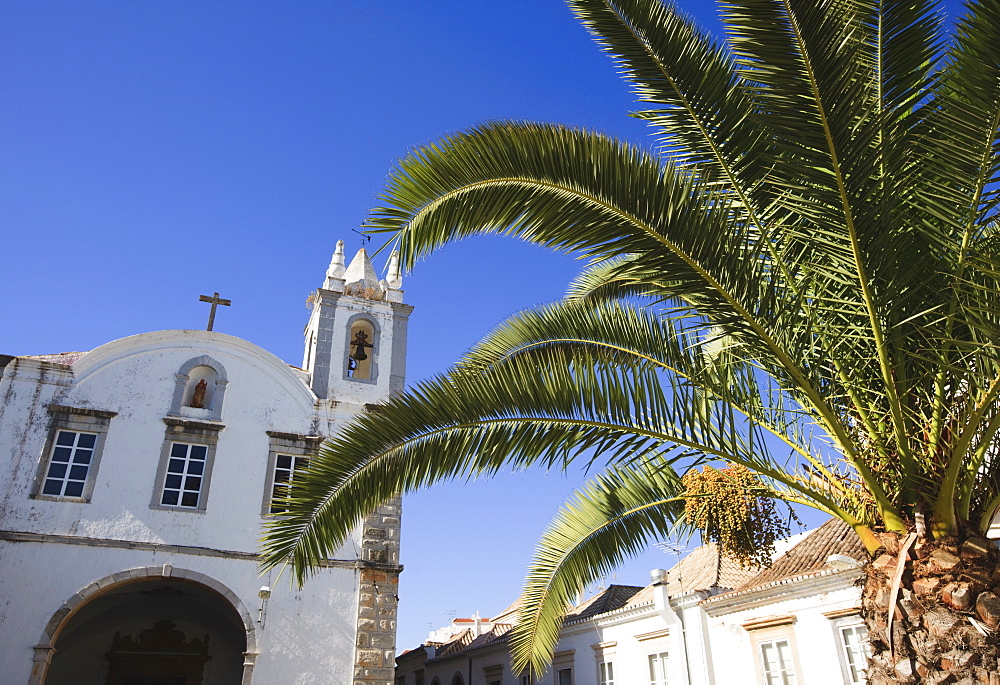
left=42, top=575, right=249, bottom=685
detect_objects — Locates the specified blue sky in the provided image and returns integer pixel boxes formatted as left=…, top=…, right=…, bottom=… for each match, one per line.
left=0, top=0, right=964, bottom=654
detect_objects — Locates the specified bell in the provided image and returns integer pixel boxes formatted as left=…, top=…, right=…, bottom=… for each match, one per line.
left=349, top=329, right=372, bottom=364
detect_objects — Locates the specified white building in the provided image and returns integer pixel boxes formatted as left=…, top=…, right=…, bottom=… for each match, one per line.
left=0, top=242, right=410, bottom=685
left=395, top=519, right=869, bottom=685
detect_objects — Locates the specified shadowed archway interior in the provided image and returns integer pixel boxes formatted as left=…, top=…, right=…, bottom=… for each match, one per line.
left=45, top=578, right=246, bottom=685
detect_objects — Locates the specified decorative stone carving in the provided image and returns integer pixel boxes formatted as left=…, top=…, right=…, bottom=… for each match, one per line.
left=105, top=619, right=211, bottom=685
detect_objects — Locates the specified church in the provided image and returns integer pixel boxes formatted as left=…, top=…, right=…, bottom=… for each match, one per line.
left=0, top=242, right=410, bottom=685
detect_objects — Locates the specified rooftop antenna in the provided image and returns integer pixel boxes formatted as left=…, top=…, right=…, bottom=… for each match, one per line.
left=654, top=540, right=690, bottom=556
left=654, top=540, right=692, bottom=593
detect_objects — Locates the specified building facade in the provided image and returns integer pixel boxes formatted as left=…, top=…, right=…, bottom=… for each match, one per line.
left=395, top=519, right=871, bottom=685
left=0, top=242, right=409, bottom=685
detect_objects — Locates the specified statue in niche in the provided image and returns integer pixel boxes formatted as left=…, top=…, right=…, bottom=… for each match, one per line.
left=189, top=379, right=208, bottom=409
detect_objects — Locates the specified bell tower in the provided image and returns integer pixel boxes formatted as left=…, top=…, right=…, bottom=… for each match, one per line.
left=303, top=241, right=410, bottom=685
left=303, top=240, right=411, bottom=404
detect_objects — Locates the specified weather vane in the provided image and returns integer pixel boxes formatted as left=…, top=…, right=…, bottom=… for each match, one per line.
left=351, top=227, right=371, bottom=248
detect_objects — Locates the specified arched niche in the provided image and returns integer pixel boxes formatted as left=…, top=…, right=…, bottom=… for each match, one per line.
left=169, top=356, right=229, bottom=421
left=31, top=566, right=256, bottom=685
left=343, top=315, right=379, bottom=383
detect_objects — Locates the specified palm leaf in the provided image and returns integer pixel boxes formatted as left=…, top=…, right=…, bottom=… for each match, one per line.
left=511, top=458, right=688, bottom=674
left=263, top=0, right=1000, bottom=671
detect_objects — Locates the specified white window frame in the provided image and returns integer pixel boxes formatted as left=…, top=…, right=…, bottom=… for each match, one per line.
left=262, top=431, right=322, bottom=516
left=743, top=616, right=802, bottom=685
left=592, top=640, right=615, bottom=685
left=40, top=429, right=99, bottom=498
left=837, top=624, right=869, bottom=684
left=637, top=627, right=672, bottom=685
left=824, top=609, right=870, bottom=684
left=757, top=637, right=797, bottom=685
left=151, top=418, right=222, bottom=513
left=159, top=442, right=209, bottom=508
left=33, top=405, right=116, bottom=503
left=647, top=650, right=669, bottom=685
left=268, top=453, right=310, bottom=513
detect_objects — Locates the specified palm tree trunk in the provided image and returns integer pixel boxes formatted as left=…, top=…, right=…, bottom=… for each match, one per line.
left=861, top=528, right=1000, bottom=683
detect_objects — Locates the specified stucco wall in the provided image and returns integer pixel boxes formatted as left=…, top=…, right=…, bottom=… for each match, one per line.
left=0, top=328, right=394, bottom=684
left=704, top=576, right=863, bottom=685
left=0, top=331, right=364, bottom=555
left=397, top=575, right=862, bottom=685
left=0, top=542, right=361, bottom=684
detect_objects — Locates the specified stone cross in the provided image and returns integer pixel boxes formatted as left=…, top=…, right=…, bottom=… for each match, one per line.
left=198, top=292, right=231, bottom=331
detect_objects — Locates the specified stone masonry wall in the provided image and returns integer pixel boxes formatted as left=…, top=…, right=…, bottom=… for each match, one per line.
left=354, top=496, right=402, bottom=685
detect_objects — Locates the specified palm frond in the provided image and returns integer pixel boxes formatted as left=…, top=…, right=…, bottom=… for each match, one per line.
left=564, top=255, right=664, bottom=304
left=567, top=0, right=773, bottom=204
left=261, top=345, right=731, bottom=581
left=511, top=458, right=687, bottom=674
left=267, top=0, right=1000, bottom=668
left=262, top=298, right=854, bottom=580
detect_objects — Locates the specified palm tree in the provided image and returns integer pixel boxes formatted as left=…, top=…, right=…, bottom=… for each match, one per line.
left=263, top=0, right=1000, bottom=681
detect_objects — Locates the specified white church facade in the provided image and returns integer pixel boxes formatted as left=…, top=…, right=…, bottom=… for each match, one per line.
left=0, top=243, right=409, bottom=685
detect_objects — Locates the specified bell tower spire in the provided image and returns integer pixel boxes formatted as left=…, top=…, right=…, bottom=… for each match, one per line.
left=324, top=240, right=347, bottom=289
left=303, top=240, right=412, bottom=403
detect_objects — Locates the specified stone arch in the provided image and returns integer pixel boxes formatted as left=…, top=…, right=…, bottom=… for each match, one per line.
left=343, top=313, right=381, bottom=383
left=169, top=355, right=230, bottom=420
left=451, top=673, right=465, bottom=685
left=31, top=564, right=257, bottom=685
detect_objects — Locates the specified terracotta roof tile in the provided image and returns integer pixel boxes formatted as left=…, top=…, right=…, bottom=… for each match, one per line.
left=425, top=584, right=648, bottom=661
left=431, top=628, right=475, bottom=659
left=491, top=596, right=522, bottom=623
left=620, top=584, right=655, bottom=609
left=565, top=584, right=644, bottom=621
left=464, top=623, right=515, bottom=651
left=665, top=543, right=761, bottom=595
left=733, top=518, right=866, bottom=593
